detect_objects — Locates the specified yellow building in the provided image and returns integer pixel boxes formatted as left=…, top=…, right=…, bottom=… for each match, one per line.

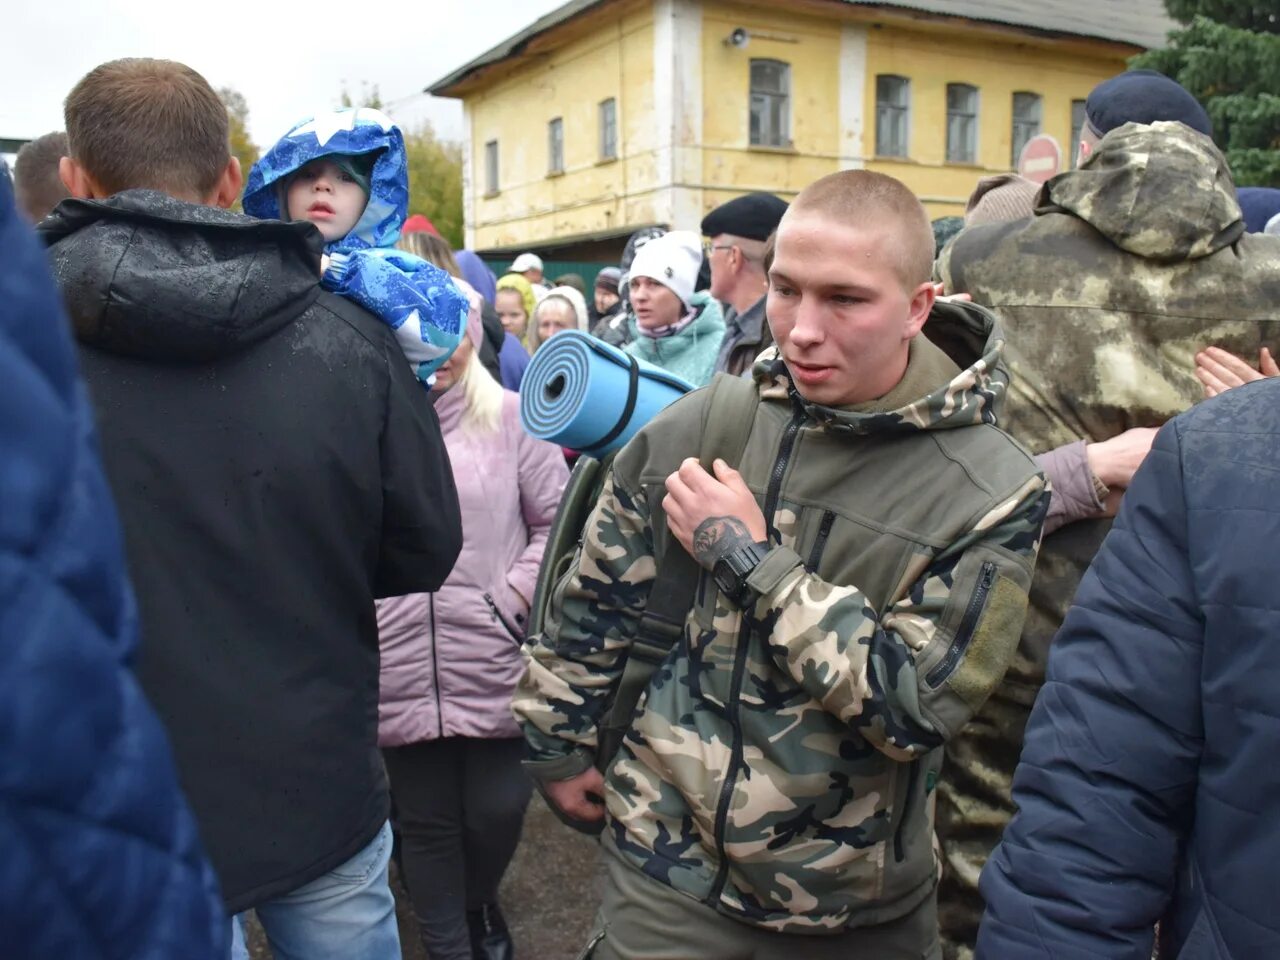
left=428, top=0, right=1171, bottom=260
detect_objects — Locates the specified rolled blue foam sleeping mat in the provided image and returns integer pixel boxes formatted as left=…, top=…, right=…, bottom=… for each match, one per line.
left=520, top=330, right=693, bottom=457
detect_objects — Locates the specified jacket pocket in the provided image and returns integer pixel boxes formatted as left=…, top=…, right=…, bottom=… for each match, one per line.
left=925, top=560, right=996, bottom=688
left=484, top=591, right=525, bottom=646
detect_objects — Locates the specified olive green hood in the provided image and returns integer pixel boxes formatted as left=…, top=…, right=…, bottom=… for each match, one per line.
left=1040, top=120, right=1244, bottom=262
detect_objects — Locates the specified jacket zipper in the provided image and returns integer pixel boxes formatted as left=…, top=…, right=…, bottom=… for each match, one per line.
left=429, top=594, right=444, bottom=735
left=763, top=406, right=806, bottom=543
left=483, top=591, right=524, bottom=646
left=925, top=561, right=997, bottom=687
left=707, top=405, right=806, bottom=906
left=893, top=760, right=921, bottom=862
left=805, top=510, right=836, bottom=572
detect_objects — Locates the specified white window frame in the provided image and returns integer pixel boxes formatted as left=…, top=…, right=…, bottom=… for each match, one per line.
left=548, top=117, right=564, bottom=175
left=599, top=98, right=617, bottom=160
left=875, top=74, right=911, bottom=158
left=946, top=83, right=979, bottom=164
left=484, top=140, right=499, bottom=195
left=749, top=59, right=791, bottom=148
left=1011, top=92, right=1043, bottom=167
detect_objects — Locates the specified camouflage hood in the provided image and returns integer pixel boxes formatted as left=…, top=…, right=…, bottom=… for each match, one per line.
left=1040, top=120, right=1245, bottom=262
left=751, top=298, right=1008, bottom=435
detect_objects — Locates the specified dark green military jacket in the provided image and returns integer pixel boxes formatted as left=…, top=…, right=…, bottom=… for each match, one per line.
left=936, top=120, right=1280, bottom=958
left=515, top=301, right=1047, bottom=935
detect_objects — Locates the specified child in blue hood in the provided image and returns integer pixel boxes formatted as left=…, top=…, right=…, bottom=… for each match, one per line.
left=243, top=107, right=466, bottom=385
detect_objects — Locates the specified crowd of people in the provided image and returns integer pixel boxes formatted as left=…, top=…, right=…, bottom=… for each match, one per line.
left=4, top=53, right=1280, bottom=960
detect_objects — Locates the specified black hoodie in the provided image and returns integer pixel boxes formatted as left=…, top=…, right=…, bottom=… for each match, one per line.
left=41, top=190, right=462, bottom=912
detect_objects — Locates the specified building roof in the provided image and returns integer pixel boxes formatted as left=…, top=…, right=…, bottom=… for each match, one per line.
left=427, top=0, right=1173, bottom=96
left=867, top=0, right=1173, bottom=49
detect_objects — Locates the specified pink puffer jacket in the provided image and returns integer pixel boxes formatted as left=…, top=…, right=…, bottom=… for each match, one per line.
left=377, top=386, right=568, bottom=745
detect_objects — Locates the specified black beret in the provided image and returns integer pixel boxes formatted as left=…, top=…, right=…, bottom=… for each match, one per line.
left=1085, top=70, right=1212, bottom=139
left=700, top=192, right=789, bottom=242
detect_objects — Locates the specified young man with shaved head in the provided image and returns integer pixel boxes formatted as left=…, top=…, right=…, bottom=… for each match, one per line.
left=514, top=169, right=1047, bottom=959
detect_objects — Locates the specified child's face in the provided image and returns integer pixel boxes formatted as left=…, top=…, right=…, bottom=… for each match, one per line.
left=495, top=289, right=529, bottom=338
left=285, top=158, right=368, bottom=241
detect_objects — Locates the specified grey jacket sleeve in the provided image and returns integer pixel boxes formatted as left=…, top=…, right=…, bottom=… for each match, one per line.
left=1036, top=440, right=1105, bottom=536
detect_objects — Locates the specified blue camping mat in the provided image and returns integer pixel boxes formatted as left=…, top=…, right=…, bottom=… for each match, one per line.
left=519, top=330, right=692, bottom=457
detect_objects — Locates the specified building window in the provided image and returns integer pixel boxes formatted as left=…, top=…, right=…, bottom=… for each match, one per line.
left=485, top=139, right=499, bottom=195
left=749, top=59, right=790, bottom=148
left=548, top=117, right=564, bottom=175
left=876, top=75, right=910, bottom=158
left=599, top=98, right=618, bottom=160
left=1011, top=92, right=1042, bottom=167
left=1070, top=98, right=1087, bottom=167
left=946, top=83, right=978, bottom=164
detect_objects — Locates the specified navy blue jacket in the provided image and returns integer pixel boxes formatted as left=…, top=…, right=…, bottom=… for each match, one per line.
left=0, top=179, right=226, bottom=954
left=978, top=380, right=1280, bottom=959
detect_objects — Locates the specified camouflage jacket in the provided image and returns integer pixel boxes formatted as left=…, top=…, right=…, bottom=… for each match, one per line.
left=514, top=301, right=1047, bottom=934
left=935, top=121, right=1280, bottom=957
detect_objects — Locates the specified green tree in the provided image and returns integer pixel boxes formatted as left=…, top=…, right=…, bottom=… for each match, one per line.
left=1133, top=3, right=1280, bottom=186
left=336, top=83, right=465, bottom=248
left=403, top=123, right=465, bottom=249
left=338, top=82, right=385, bottom=110
left=217, top=87, right=259, bottom=209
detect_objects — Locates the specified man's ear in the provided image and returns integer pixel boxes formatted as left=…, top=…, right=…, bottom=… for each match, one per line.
left=904, top=280, right=935, bottom=340
left=60, top=156, right=101, bottom=199
left=1076, top=139, right=1093, bottom=166
left=209, top=156, right=243, bottom=209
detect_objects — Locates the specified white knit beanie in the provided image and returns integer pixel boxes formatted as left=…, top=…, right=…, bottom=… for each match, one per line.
left=626, top=230, right=703, bottom=307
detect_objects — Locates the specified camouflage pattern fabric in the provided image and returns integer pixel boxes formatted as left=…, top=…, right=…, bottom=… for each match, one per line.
left=514, top=300, right=1048, bottom=936
left=936, top=120, right=1280, bottom=958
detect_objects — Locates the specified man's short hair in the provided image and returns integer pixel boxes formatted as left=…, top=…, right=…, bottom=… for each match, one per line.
left=64, top=58, right=230, bottom=197
left=785, top=170, right=934, bottom=290
left=13, top=131, right=70, bottom=221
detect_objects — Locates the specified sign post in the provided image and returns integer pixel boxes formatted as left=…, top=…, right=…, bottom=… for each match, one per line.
left=1018, top=134, right=1063, bottom=184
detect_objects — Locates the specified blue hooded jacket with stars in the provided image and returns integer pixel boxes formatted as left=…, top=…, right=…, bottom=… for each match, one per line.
left=243, top=107, right=466, bottom=385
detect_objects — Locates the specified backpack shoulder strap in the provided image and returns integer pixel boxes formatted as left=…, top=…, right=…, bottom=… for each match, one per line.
left=596, top=373, right=760, bottom=770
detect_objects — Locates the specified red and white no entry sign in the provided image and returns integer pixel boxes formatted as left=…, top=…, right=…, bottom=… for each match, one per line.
left=1018, top=134, right=1062, bottom=183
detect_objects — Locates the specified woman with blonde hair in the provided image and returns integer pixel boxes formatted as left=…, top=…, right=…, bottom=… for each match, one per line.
left=376, top=297, right=568, bottom=960
left=527, top=284, right=589, bottom=353
left=398, top=229, right=463, bottom=276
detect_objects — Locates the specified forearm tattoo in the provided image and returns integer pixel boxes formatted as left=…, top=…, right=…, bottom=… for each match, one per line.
left=692, top=515, right=754, bottom=568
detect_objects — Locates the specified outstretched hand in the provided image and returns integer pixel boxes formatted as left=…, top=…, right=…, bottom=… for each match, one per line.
left=1195, top=346, right=1279, bottom=398
left=664, top=458, right=767, bottom=571
left=1086, top=427, right=1159, bottom=489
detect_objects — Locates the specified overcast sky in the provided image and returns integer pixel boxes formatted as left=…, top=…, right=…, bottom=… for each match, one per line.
left=2, top=0, right=566, bottom=147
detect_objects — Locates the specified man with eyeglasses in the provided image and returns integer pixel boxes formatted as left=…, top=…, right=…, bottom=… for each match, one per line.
left=702, top=191, right=788, bottom=376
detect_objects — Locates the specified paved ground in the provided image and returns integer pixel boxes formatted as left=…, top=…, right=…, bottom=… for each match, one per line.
left=247, top=798, right=604, bottom=959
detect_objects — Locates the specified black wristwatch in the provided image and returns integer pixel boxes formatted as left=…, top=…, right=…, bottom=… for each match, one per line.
left=712, top=541, right=771, bottom=607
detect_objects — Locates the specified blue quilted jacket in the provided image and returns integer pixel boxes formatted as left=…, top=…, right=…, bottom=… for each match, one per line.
left=0, top=176, right=226, bottom=957
left=978, top=379, right=1280, bottom=959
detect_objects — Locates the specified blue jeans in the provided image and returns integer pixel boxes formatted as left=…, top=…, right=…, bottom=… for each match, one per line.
left=229, top=820, right=400, bottom=960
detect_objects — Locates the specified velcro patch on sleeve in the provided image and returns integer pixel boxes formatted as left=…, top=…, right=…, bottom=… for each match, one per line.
left=946, top=574, right=1027, bottom=712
